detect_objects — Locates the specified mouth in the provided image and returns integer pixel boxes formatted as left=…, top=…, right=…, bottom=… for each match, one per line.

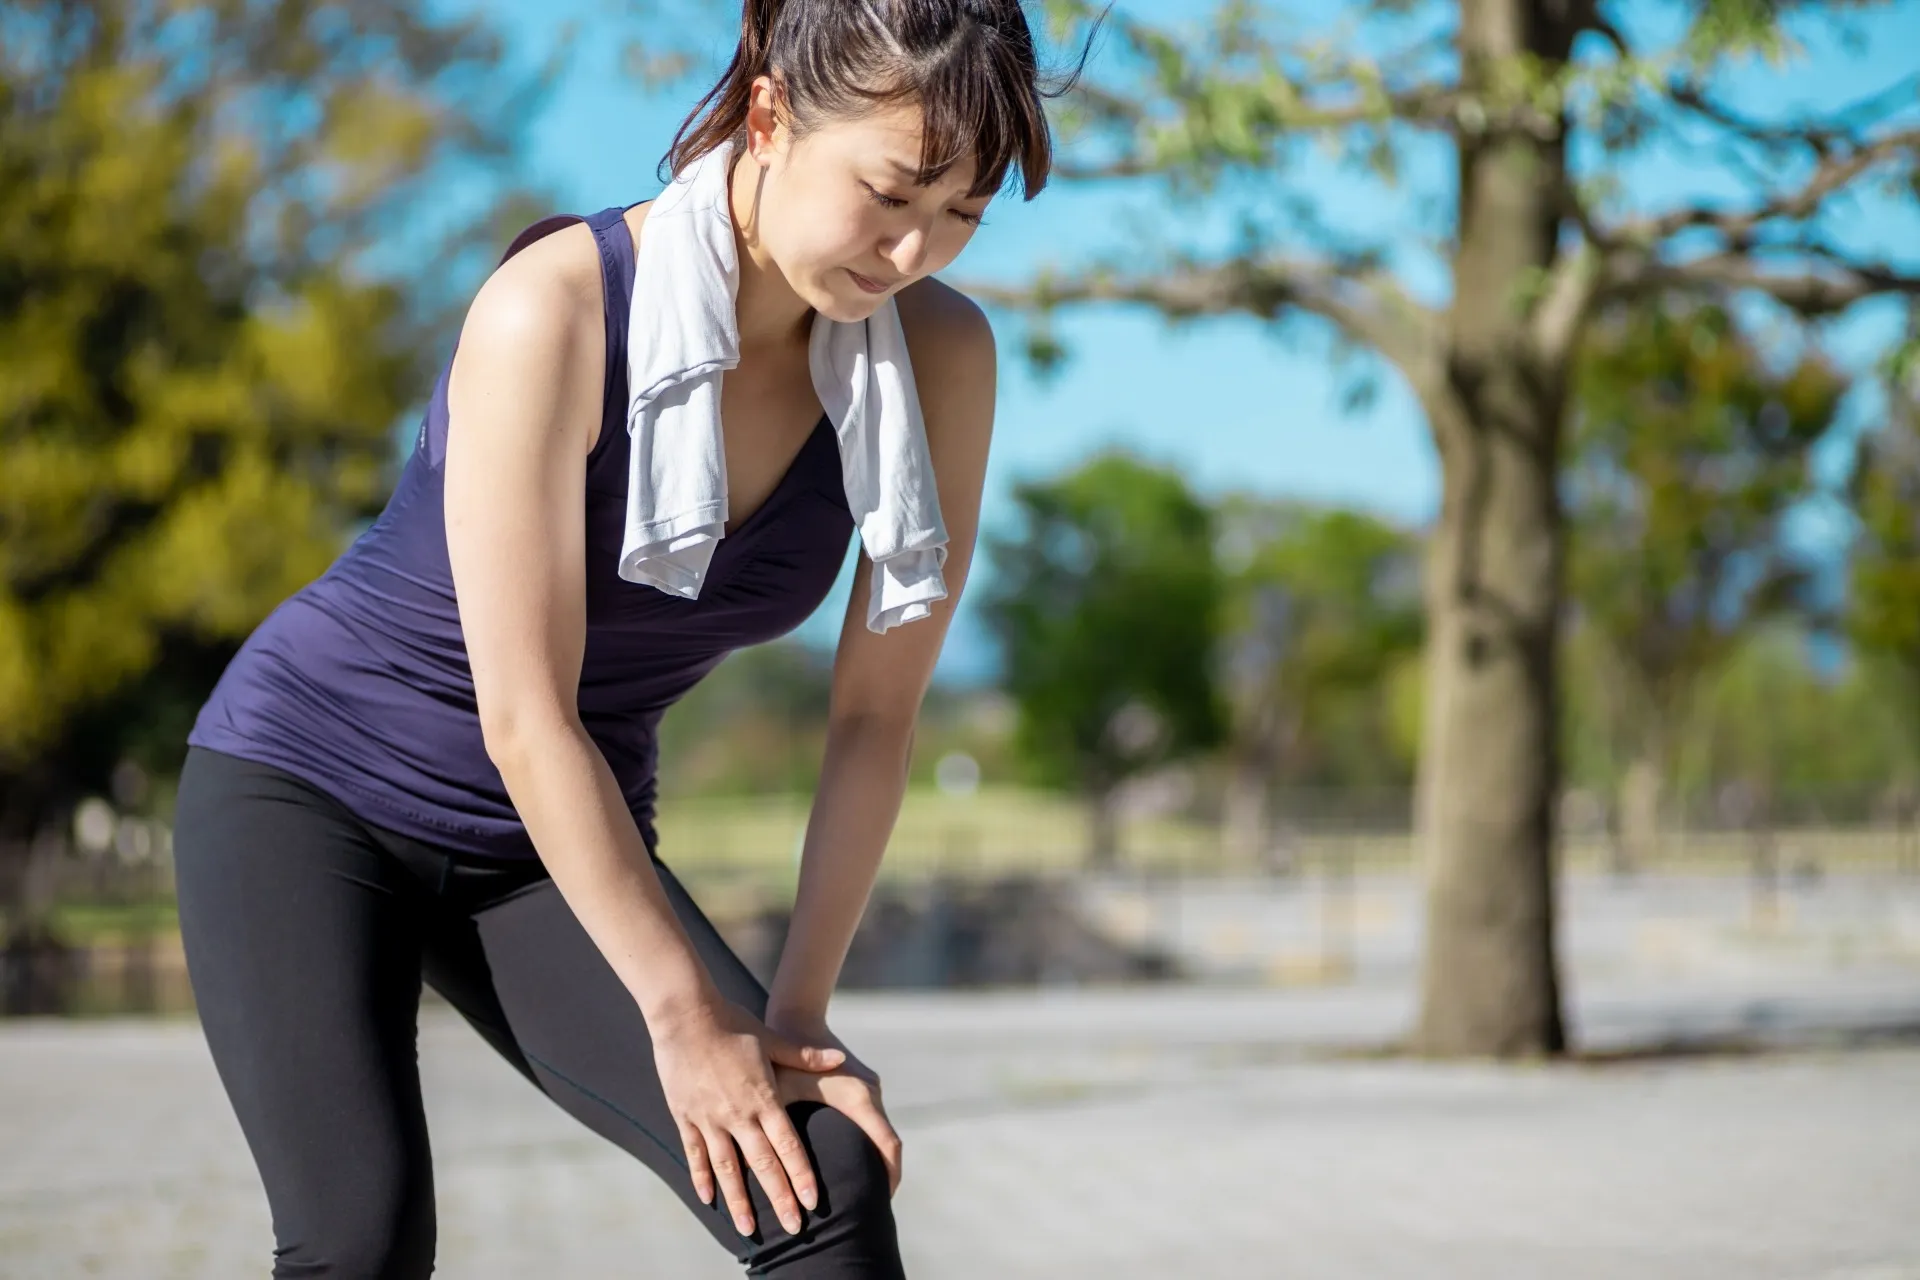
left=847, top=269, right=898, bottom=295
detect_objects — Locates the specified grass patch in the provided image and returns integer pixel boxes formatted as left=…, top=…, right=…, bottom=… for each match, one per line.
left=43, top=899, right=179, bottom=947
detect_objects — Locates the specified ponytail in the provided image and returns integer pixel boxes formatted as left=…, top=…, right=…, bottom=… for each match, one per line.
left=662, top=0, right=785, bottom=180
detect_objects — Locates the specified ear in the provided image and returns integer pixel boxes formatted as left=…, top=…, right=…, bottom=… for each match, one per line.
left=743, top=73, right=791, bottom=165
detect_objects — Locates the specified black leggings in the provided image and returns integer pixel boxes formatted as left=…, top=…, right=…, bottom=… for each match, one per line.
left=172, top=747, right=904, bottom=1278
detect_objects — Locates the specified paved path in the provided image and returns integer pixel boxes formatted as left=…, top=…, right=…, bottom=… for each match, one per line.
left=4, top=978, right=1919, bottom=1279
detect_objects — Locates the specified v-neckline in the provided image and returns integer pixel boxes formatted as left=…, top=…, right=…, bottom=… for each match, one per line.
left=614, top=205, right=831, bottom=547
left=719, top=413, right=831, bottom=540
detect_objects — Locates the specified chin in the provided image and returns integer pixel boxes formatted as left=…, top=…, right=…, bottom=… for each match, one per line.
left=805, top=274, right=889, bottom=325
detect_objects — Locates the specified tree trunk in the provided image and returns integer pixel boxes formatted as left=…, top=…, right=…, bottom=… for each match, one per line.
left=1411, top=0, right=1575, bottom=1058
left=1086, top=785, right=1121, bottom=869
left=1617, top=754, right=1662, bottom=875
left=0, top=770, right=62, bottom=936
left=1221, top=756, right=1270, bottom=869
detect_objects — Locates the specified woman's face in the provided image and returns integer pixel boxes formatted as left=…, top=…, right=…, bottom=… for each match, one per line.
left=742, top=80, right=993, bottom=324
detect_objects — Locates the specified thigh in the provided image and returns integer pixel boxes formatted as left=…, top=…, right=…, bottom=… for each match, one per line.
left=473, top=860, right=902, bottom=1277
left=174, top=748, right=437, bottom=1278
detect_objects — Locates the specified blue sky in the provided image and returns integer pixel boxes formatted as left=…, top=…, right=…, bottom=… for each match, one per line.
left=449, top=0, right=1920, bottom=681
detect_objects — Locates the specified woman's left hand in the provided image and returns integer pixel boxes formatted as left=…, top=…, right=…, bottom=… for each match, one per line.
left=767, top=1020, right=903, bottom=1196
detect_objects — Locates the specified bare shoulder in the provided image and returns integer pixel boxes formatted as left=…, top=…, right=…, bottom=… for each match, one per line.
left=896, top=277, right=997, bottom=387
left=449, top=219, right=612, bottom=456
left=461, top=219, right=604, bottom=354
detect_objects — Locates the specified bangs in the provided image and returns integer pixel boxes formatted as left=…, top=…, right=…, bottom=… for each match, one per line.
left=667, top=0, right=1089, bottom=201
left=898, top=23, right=1052, bottom=201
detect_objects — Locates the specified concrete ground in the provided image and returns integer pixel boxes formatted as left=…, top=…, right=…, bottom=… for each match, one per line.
left=4, top=974, right=1919, bottom=1279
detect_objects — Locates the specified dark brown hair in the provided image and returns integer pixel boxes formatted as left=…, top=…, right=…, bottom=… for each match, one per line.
left=664, top=0, right=1093, bottom=201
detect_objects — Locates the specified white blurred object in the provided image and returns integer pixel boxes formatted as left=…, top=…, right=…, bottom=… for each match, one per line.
left=934, top=751, right=980, bottom=797
left=72, top=797, right=116, bottom=858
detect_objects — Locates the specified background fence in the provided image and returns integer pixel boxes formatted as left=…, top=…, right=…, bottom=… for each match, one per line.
left=5, top=781, right=1918, bottom=1017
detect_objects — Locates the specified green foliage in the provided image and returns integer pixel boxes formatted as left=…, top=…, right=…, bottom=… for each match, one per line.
left=0, top=0, right=544, bottom=820
left=1845, top=411, right=1920, bottom=745
left=1680, top=624, right=1918, bottom=806
left=1560, top=618, right=1919, bottom=815
left=1566, top=303, right=1848, bottom=759
left=656, top=640, right=1021, bottom=798
left=1216, top=497, right=1424, bottom=788
left=656, top=642, right=837, bottom=797
left=979, top=452, right=1227, bottom=795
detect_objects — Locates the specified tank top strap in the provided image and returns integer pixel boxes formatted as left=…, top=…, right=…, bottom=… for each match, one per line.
left=495, top=206, right=638, bottom=476
left=582, top=205, right=638, bottom=474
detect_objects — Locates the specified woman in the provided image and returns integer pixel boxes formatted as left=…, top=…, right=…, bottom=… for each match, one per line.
left=171, top=2, right=1082, bottom=1274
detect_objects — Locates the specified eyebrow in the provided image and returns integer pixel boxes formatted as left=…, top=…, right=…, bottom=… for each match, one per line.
left=881, top=157, right=987, bottom=198
left=883, top=158, right=934, bottom=186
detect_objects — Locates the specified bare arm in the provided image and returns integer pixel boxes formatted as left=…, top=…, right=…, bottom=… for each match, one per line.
left=764, top=281, right=998, bottom=1034
left=443, top=228, right=838, bottom=1240
left=444, top=227, right=715, bottom=1025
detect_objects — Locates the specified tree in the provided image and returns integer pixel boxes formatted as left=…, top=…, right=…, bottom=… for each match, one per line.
left=657, top=641, right=836, bottom=795
left=1216, top=498, right=1423, bottom=860
left=1847, top=406, right=1920, bottom=766
left=1685, top=622, right=1916, bottom=809
left=1567, top=303, right=1846, bottom=869
left=979, top=452, right=1226, bottom=864
left=0, top=0, right=549, bottom=926
left=969, top=0, right=1920, bottom=1056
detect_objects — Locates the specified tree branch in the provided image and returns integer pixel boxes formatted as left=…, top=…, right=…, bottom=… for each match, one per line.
left=1615, top=253, right=1920, bottom=316
left=1054, top=157, right=1163, bottom=182
left=1055, top=81, right=1549, bottom=180
left=1606, top=125, right=1920, bottom=247
left=959, top=257, right=1441, bottom=388
left=1532, top=242, right=1603, bottom=366
left=1669, top=76, right=1920, bottom=154
left=1047, top=8, right=1527, bottom=188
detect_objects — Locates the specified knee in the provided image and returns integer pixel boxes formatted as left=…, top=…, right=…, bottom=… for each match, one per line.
left=271, top=1182, right=434, bottom=1279
left=791, top=1101, right=893, bottom=1228
left=737, top=1103, right=902, bottom=1275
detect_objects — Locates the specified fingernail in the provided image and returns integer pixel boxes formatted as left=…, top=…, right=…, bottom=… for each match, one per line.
left=800, top=1186, right=818, bottom=1210
left=736, top=1215, right=753, bottom=1236
left=782, top=1214, right=800, bottom=1234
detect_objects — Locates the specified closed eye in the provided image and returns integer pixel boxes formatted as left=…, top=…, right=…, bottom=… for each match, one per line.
left=863, top=182, right=988, bottom=227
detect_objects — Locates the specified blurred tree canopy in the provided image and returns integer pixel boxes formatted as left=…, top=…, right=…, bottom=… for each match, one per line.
left=1215, top=498, right=1423, bottom=860
left=972, top=0, right=1920, bottom=1057
left=1846, top=407, right=1920, bottom=765
left=1682, top=624, right=1916, bottom=813
left=0, top=0, right=550, bottom=910
left=657, top=642, right=837, bottom=797
left=980, top=452, right=1226, bottom=863
left=1567, top=303, right=1847, bottom=866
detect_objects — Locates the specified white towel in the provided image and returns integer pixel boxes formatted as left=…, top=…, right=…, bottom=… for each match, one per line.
left=619, top=141, right=949, bottom=633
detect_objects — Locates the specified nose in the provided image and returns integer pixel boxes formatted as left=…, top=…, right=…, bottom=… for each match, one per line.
left=884, top=221, right=934, bottom=279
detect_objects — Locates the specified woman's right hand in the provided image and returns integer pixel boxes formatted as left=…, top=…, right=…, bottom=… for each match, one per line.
left=650, top=991, right=847, bottom=1239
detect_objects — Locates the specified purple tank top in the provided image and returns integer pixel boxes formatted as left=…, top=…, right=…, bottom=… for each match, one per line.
left=189, top=206, right=854, bottom=859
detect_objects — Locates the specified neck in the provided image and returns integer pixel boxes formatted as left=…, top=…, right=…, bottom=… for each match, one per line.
left=728, top=150, right=814, bottom=353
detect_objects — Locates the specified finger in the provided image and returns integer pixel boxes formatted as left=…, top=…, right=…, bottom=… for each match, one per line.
left=773, top=1074, right=904, bottom=1198
left=733, top=1121, right=805, bottom=1236
left=762, top=1030, right=845, bottom=1073
left=680, top=1121, right=715, bottom=1206
left=759, top=1102, right=821, bottom=1216
left=702, top=1124, right=756, bottom=1237
left=842, top=1097, right=905, bottom=1195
